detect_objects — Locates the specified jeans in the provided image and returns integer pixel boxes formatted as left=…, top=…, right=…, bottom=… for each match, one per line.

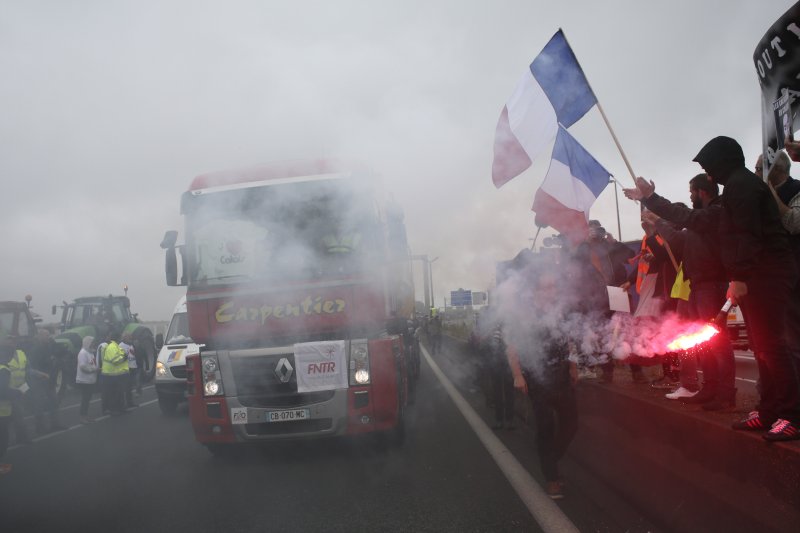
left=527, top=377, right=578, bottom=482
left=688, top=281, right=735, bottom=400
left=784, top=279, right=800, bottom=381
left=76, top=383, right=95, bottom=416
left=739, top=266, right=800, bottom=422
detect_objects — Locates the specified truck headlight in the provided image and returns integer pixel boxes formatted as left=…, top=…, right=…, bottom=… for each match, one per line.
left=349, top=339, right=370, bottom=386
left=156, top=361, right=167, bottom=377
left=201, top=355, right=224, bottom=396
left=354, top=369, right=370, bottom=384
left=204, top=380, right=221, bottom=395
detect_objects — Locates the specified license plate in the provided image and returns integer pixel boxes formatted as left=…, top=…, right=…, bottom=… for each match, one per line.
left=266, top=408, right=310, bottom=423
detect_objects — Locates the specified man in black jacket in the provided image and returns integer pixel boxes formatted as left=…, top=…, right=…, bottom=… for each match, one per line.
left=624, top=136, right=800, bottom=442
left=645, top=174, right=736, bottom=410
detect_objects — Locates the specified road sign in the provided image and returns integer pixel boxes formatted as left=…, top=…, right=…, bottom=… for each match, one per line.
left=450, top=289, right=472, bottom=307
left=472, top=292, right=487, bottom=306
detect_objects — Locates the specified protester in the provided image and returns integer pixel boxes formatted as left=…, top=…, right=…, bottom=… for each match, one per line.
left=624, top=136, right=800, bottom=441
left=488, top=320, right=515, bottom=430
left=96, top=336, right=109, bottom=414
left=75, top=336, right=98, bottom=424
left=644, top=174, right=737, bottom=409
left=507, top=264, right=578, bottom=500
left=119, top=333, right=139, bottom=408
left=0, top=341, right=22, bottom=476
left=764, top=151, right=800, bottom=378
left=428, top=315, right=442, bottom=355
left=101, top=331, right=129, bottom=416
left=7, top=339, right=32, bottom=445
left=28, top=331, right=67, bottom=434
left=619, top=215, right=679, bottom=387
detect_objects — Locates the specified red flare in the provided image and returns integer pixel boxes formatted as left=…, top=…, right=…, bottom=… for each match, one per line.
left=666, top=323, right=720, bottom=351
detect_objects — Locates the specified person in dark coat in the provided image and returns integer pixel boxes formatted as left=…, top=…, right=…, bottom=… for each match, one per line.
left=624, top=136, right=800, bottom=442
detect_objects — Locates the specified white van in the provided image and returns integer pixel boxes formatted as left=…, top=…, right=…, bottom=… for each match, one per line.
left=154, top=296, right=200, bottom=414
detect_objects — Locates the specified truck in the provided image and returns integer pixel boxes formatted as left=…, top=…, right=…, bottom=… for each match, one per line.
left=52, top=295, right=158, bottom=385
left=161, top=160, right=415, bottom=454
left=154, top=296, right=200, bottom=414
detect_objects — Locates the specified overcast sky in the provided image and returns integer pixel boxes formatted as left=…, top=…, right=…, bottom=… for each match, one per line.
left=1, top=0, right=795, bottom=320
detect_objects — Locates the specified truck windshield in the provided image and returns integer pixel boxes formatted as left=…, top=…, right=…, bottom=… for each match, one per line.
left=165, top=312, right=191, bottom=344
left=184, top=178, right=380, bottom=286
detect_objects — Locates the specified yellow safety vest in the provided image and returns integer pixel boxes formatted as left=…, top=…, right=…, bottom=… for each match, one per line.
left=102, top=341, right=129, bottom=376
left=0, top=363, right=11, bottom=417
left=9, top=349, right=27, bottom=390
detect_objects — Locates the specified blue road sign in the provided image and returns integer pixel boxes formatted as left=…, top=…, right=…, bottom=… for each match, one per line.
left=450, top=289, right=472, bottom=307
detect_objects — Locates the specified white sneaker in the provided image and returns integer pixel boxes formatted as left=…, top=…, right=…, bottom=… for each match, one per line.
left=665, top=387, right=698, bottom=400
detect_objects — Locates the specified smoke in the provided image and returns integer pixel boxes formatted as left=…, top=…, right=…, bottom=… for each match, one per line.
left=485, top=248, right=710, bottom=374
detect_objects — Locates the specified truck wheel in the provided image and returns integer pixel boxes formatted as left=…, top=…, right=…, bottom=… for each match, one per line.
left=158, top=395, right=179, bottom=416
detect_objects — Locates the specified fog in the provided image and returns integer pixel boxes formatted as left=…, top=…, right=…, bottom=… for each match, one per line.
left=0, top=1, right=793, bottom=320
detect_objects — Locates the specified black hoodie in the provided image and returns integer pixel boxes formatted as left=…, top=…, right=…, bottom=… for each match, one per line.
left=643, top=137, right=790, bottom=282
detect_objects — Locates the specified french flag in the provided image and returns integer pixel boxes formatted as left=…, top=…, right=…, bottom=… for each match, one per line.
left=533, top=126, right=611, bottom=245
left=492, top=29, right=597, bottom=188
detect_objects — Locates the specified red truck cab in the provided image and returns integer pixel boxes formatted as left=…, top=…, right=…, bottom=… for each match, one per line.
left=162, top=160, right=414, bottom=453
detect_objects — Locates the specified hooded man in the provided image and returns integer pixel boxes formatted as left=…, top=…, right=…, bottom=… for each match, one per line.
left=623, top=136, right=800, bottom=442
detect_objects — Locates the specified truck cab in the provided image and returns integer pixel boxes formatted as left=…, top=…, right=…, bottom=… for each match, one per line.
left=154, top=296, right=200, bottom=414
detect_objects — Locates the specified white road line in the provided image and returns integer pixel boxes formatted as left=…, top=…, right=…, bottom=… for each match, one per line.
left=421, top=345, right=579, bottom=533
left=7, top=398, right=158, bottom=452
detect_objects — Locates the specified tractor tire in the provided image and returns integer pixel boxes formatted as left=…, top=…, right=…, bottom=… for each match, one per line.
left=134, top=336, right=157, bottom=382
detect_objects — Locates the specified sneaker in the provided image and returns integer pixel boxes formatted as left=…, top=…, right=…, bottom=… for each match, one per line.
left=545, top=481, right=564, bottom=500
left=650, top=377, right=679, bottom=390
left=732, top=411, right=775, bottom=431
left=681, top=388, right=716, bottom=404
left=763, top=419, right=800, bottom=442
left=665, top=387, right=698, bottom=400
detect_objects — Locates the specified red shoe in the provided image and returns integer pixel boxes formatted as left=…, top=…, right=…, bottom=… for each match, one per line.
left=763, top=419, right=800, bottom=442
left=732, top=411, right=775, bottom=431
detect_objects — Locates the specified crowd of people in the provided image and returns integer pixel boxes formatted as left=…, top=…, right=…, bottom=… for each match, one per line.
left=0, top=330, right=143, bottom=475
left=467, top=135, right=800, bottom=498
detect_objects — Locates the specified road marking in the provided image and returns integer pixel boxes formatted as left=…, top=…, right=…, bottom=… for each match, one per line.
left=7, top=398, right=158, bottom=452
left=421, top=344, right=579, bottom=533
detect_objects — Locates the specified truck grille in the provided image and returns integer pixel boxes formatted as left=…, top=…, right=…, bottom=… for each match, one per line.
left=230, top=354, right=335, bottom=408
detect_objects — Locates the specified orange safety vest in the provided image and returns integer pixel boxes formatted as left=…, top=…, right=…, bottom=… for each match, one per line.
left=634, top=235, right=665, bottom=294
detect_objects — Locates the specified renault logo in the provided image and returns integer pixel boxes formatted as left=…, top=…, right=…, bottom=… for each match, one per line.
left=274, top=357, right=294, bottom=383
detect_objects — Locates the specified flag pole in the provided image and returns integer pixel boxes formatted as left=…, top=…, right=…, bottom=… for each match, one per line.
left=595, top=101, right=637, bottom=185
left=611, top=178, right=622, bottom=241
left=530, top=226, right=542, bottom=250
left=559, top=29, right=638, bottom=186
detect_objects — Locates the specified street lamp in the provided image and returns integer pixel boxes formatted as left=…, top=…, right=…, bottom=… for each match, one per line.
left=429, top=257, right=439, bottom=308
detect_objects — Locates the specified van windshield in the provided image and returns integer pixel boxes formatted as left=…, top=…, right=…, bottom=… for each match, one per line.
left=165, top=312, right=191, bottom=344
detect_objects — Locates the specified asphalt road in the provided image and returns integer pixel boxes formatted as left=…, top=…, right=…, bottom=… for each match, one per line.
left=0, top=343, right=663, bottom=533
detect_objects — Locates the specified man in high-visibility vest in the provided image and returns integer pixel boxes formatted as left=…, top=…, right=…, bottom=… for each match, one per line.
left=1, top=340, right=24, bottom=475
left=7, top=346, right=32, bottom=444
left=101, top=332, right=129, bottom=416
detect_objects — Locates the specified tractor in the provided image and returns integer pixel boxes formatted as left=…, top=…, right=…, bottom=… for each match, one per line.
left=52, top=295, right=158, bottom=386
